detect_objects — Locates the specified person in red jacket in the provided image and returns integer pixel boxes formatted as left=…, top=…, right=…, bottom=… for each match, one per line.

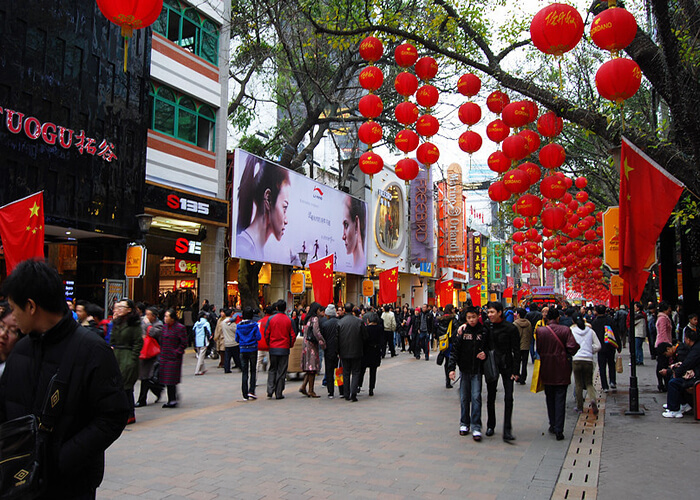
left=264, top=300, right=296, bottom=399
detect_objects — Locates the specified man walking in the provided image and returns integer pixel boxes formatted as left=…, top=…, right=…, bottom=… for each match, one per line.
left=536, top=308, right=579, bottom=441
left=513, top=308, right=533, bottom=385
left=381, top=305, right=397, bottom=358
left=320, top=304, right=341, bottom=399
left=415, top=304, right=434, bottom=361
left=337, top=303, right=367, bottom=401
left=591, top=304, right=620, bottom=392
left=265, top=300, right=296, bottom=399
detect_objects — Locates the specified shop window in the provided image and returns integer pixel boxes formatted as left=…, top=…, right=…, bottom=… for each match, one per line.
left=375, top=183, right=406, bottom=256
left=154, top=0, right=219, bottom=66
left=149, top=84, right=216, bottom=151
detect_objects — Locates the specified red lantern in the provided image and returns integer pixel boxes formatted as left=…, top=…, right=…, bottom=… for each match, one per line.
left=512, top=255, right=522, bottom=265
left=416, top=142, right=440, bottom=165
left=590, top=7, right=638, bottom=54
left=523, top=100, right=538, bottom=123
left=487, top=91, right=510, bottom=114
left=519, top=129, right=541, bottom=156
left=540, top=175, right=567, bottom=199
left=488, top=151, right=511, bottom=174
left=395, top=101, right=419, bottom=125
left=458, top=74, right=481, bottom=97
left=358, top=121, right=383, bottom=145
left=502, top=135, right=529, bottom=161
left=530, top=3, right=584, bottom=56
left=416, top=114, right=440, bottom=137
left=97, top=0, right=163, bottom=72
left=515, top=194, right=543, bottom=217
left=359, top=36, right=384, bottom=63
left=488, top=181, right=511, bottom=202
left=358, top=94, right=383, bottom=118
left=416, top=85, right=439, bottom=108
left=458, top=131, right=482, bottom=154
left=584, top=229, right=597, bottom=241
left=358, top=151, right=383, bottom=175
left=359, top=66, right=384, bottom=91
left=575, top=176, right=588, bottom=189
left=395, top=129, right=419, bottom=153
left=395, top=43, right=418, bottom=67
left=458, top=102, right=481, bottom=126
left=537, top=111, right=564, bottom=137
left=518, top=162, right=542, bottom=184
left=575, top=191, right=589, bottom=203
left=513, top=217, right=526, bottom=229
left=513, top=231, right=526, bottom=243
left=584, top=202, right=596, bottom=214
left=486, top=119, right=510, bottom=143
left=415, top=57, right=438, bottom=81
left=503, top=169, right=530, bottom=194
left=395, top=72, right=419, bottom=97
left=596, top=58, right=642, bottom=103
left=563, top=176, right=573, bottom=189
left=502, top=101, right=531, bottom=128
left=568, top=200, right=579, bottom=211
left=539, top=143, right=566, bottom=169
left=395, top=158, right=419, bottom=183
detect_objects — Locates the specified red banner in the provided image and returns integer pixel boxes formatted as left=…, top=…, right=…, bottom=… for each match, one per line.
left=309, top=254, right=334, bottom=307
left=440, top=279, right=454, bottom=307
left=0, top=192, right=45, bottom=274
left=378, top=266, right=399, bottom=304
left=469, top=285, right=481, bottom=307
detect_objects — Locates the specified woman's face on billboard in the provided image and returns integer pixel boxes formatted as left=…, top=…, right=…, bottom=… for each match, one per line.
left=342, top=198, right=358, bottom=254
left=269, top=181, right=290, bottom=241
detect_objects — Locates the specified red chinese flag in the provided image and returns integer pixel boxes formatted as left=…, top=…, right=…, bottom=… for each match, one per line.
left=503, top=286, right=514, bottom=299
left=378, top=266, right=399, bottom=305
left=620, top=138, right=684, bottom=301
left=441, top=280, right=454, bottom=307
left=309, top=254, right=334, bottom=307
left=468, top=285, right=481, bottom=307
left=0, top=192, right=45, bottom=274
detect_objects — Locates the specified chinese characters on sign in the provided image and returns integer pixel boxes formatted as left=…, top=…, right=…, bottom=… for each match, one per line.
left=410, top=166, right=433, bottom=263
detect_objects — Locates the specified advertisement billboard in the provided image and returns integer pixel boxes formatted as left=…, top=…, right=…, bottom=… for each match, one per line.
left=409, top=165, right=433, bottom=263
left=232, top=150, right=368, bottom=275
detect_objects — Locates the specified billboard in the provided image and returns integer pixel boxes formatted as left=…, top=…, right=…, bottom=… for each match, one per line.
left=232, top=150, right=368, bottom=275
left=409, top=165, right=433, bottom=263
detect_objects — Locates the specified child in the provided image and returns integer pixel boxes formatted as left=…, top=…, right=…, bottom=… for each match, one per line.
left=235, top=307, right=262, bottom=400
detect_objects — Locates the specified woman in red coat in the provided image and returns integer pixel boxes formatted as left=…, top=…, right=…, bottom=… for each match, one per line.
left=159, top=308, right=188, bottom=408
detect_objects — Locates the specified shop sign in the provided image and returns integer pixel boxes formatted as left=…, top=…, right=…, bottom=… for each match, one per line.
left=419, top=262, right=433, bottom=277
left=144, top=182, right=228, bottom=226
left=458, top=290, right=467, bottom=302
left=1, top=105, right=117, bottom=162
left=178, top=280, right=196, bottom=288
left=610, top=275, right=624, bottom=296
left=531, top=286, right=554, bottom=295
left=443, top=267, right=468, bottom=283
left=602, top=206, right=656, bottom=272
left=64, top=280, right=75, bottom=301
left=125, top=244, right=146, bottom=278
left=409, top=165, right=433, bottom=263
left=175, top=259, right=199, bottom=274
left=468, top=232, right=486, bottom=281
left=175, top=237, right=201, bottom=256
left=290, top=272, right=306, bottom=294
left=362, top=279, right=375, bottom=297
left=439, top=163, right=465, bottom=268
left=375, top=183, right=406, bottom=257
left=105, top=280, right=125, bottom=314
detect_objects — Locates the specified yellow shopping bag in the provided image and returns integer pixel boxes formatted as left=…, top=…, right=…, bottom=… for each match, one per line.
left=530, top=358, right=544, bottom=393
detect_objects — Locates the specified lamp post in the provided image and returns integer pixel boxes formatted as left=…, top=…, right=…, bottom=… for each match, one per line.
left=298, top=251, right=308, bottom=269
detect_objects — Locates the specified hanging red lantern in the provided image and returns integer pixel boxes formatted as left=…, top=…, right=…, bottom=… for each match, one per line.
left=415, top=57, right=438, bottom=81
left=502, top=101, right=531, bottom=128
left=488, top=151, right=511, bottom=174
left=530, top=3, right=584, bottom=56
left=395, top=158, right=419, bottom=183
left=359, top=66, right=384, bottom=91
left=584, top=229, right=597, bottom=241
left=486, top=119, right=510, bottom=143
left=395, top=129, right=419, bottom=153
left=358, top=151, right=384, bottom=175
left=513, top=217, right=526, bottom=229
left=395, top=43, right=418, bottom=67
left=514, top=245, right=526, bottom=256
left=518, top=162, right=541, bottom=184
left=416, top=85, right=439, bottom=108
left=458, top=102, right=481, bottom=126
left=503, top=169, right=530, bottom=194
left=590, top=7, right=638, bottom=54
left=539, top=143, right=566, bottom=169
left=513, top=231, right=526, bottom=243
left=488, top=181, right=511, bottom=202
left=537, top=111, right=564, bottom=137
left=595, top=58, right=642, bottom=103
left=584, top=201, right=596, bottom=214
left=358, top=121, right=383, bottom=145
left=568, top=200, right=579, bottom=211
left=458, top=131, right=482, bottom=154
left=575, top=191, right=589, bottom=203
left=416, top=114, right=440, bottom=137
left=416, top=142, right=440, bottom=165
left=458, top=73, right=481, bottom=97
left=487, top=91, right=510, bottom=114
left=395, top=101, right=419, bottom=125
left=540, top=175, right=567, bottom=199
left=359, top=36, right=384, bottom=63
left=395, top=72, right=419, bottom=97
left=97, top=0, right=163, bottom=72
left=358, top=94, right=383, bottom=118
left=522, top=100, right=539, bottom=123
left=563, top=176, right=573, bottom=189
left=512, top=255, right=522, bottom=265
left=502, top=135, right=529, bottom=161
left=575, top=176, right=588, bottom=189
left=515, top=194, right=543, bottom=217
left=518, top=129, right=541, bottom=156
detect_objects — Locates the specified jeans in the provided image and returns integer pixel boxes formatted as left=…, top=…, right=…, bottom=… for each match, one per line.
left=341, top=357, right=362, bottom=400
left=519, top=350, right=529, bottom=383
left=544, top=385, right=568, bottom=434
left=597, top=347, right=617, bottom=390
left=224, top=345, right=241, bottom=373
left=530, top=342, right=539, bottom=362
left=486, top=371, right=514, bottom=434
left=666, top=377, right=688, bottom=411
left=459, top=373, right=482, bottom=431
left=572, top=360, right=596, bottom=411
left=634, top=337, right=645, bottom=364
left=416, top=332, right=429, bottom=359
left=240, top=350, right=258, bottom=397
left=266, top=354, right=289, bottom=398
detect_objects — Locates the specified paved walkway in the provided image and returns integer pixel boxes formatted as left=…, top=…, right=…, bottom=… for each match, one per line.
left=98, top=346, right=697, bottom=499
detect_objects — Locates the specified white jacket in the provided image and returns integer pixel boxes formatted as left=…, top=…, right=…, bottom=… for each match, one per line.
left=381, top=311, right=396, bottom=332
left=571, top=325, right=601, bottom=361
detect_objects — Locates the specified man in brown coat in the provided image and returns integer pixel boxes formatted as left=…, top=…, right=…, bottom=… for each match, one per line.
left=513, top=308, right=533, bottom=385
left=536, top=308, right=579, bottom=441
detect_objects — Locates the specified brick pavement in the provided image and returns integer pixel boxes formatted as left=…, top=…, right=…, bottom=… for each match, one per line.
left=100, top=350, right=583, bottom=499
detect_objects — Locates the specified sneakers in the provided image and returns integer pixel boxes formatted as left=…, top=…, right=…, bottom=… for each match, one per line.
left=472, top=430, right=482, bottom=442
left=247, top=393, right=257, bottom=400
left=328, top=394, right=334, bottom=399
left=662, top=410, right=684, bottom=418
left=681, top=403, right=692, bottom=414
left=610, top=383, right=617, bottom=390
left=663, top=403, right=668, bottom=409
left=459, top=425, right=469, bottom=436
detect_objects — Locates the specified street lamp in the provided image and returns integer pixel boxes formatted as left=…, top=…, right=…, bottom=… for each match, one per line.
left=298, top=251, right=308, bottom=269
left=135, top=213, right=153, bottom=234
left=368, top=264, right=376, bottom=277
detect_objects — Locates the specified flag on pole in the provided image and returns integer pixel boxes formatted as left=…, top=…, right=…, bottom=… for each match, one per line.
left=468, top=285, right=481, bottom=307
left=378, top=266, right=399, bottom=305
left=440, top=279, right=454, bottom=307
left=0, top=191, right=45, bottom=274
left=309, top=254, right=334, bottom=307
left=620, top=138, right=684, bottom=301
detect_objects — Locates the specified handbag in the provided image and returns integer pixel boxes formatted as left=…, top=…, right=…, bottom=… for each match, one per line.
left=484, top=350, right=499, bottom=383
left=615, top=354, right=623, bottom=373
left=334, top=367, right=344, bottom=387
left=0, top=332, right=84, bottom=499
left=530, top=359, right=544, bottom=393
left=139, top=330, right=161, bottom=360
left=438, top=321, right=452, bottom=352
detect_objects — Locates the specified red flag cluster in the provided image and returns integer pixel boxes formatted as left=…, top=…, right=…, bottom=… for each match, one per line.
left=309, top=254, right=334, bottom=307
left=0, top=192, right=45, bottom=274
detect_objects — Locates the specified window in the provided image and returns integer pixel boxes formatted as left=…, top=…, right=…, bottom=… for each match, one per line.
left=154, top=0, right=219, bottom=66
left=150, top=84, right=216, bottom=151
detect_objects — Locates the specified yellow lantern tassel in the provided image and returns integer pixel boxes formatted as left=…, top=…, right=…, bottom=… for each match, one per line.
left=121, top=26, right=134, bottom=73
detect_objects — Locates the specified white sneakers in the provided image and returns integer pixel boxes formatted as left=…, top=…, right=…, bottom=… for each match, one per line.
left=662, top=410, right=684, bottom=418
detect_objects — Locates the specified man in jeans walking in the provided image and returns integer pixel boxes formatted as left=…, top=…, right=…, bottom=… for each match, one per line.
left=264, top=300, right=296, bottom=399
left=415, top=304, right=433, bottom=361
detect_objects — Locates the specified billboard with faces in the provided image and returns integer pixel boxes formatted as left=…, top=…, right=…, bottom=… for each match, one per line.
left=231, top=150, right=368, bottom=275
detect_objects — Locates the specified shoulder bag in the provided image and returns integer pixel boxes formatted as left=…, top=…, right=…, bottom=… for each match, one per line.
left=139, top=326, right=161, bottom=360
left=438, top=321, right=452, bottom=352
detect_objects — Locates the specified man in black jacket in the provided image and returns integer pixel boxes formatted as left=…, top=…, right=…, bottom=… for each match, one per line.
left=320, top=304, right=341, bottom=399
left=662, top=329, right=700, bottom=418
left=337, top=303, right=367, bottom=401
left=0, top=260, right=129, bottom=499
left=591, top=304, right=621, bottom=392
left=485, top=301, right=521, bottom=442
left=415, top=304, right=434, bottom=360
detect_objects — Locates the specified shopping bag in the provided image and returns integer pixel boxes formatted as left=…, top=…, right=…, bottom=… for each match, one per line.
left=604, top=325, right=619, bottom=349
left=615, top=354, right=623, bottom=374
left=139, top=334, right=161, bottom=359
left=530, top=358, right=544, bottom=393
left=334, top=367, right=343, bottom=387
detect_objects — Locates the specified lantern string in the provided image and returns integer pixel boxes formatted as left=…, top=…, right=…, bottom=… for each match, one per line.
left=123, top=36, right=128, bottom=73
left=557, top=57, right=563, bottom=90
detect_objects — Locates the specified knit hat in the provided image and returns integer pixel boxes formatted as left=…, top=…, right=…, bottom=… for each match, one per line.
left=325, top=304, right=337, bottom=317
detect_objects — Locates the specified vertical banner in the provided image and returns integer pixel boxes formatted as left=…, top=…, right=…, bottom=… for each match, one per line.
left=378, top=267, right=399, bottom=304
left=444, top=163, right=465, bottom=270
left=409, top=165, right=433, bottom=264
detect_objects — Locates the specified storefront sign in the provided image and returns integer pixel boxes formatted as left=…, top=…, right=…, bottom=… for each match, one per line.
left=410, top=165, right=433, bottom=263
left=144, top=182, right=228, bottom=226
left=531, top=286, right=554, bottom=295
left=1, top=105, right=117, bottom=161
left=232, top=150, right=368, bottom=275
left=610, top=275, right=624, bottom=296
left=419, top=262, right=433, bottom=277
left=458, top=290, right=467, bottom=302
left=175, top=237, right=202, bottom=256
left=443, top=267, right=468, bottom=283
left=178, top=280, right=196, bottom=289
left=175, top=259, right=199, bottom=274
left=441, top=163, right=465, bottom=268
left=602, top=206, right=656, bottom=272
left=362, top=279, right=375, bottom=297
left=468, top=232, right=485, bottom=281
left=291, top=272, right=306, bottom=294
left=125, top=245, right=146, bottom=278
left=105, top=280, right=125, bottom=314
left=64, top=280, right=75, bottom=301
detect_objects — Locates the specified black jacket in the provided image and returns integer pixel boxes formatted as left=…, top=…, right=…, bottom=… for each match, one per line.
left=416, top=310, right=434, bottom=334
left=337, top=314, right=367, bottom=359
left=447, top=322, right=488, bottom=375
left=319, top=316, right=340, bottom=359
left=487, top=319, right=521, bottom=377
left=0, top=313, right=129, bottom=497
left=673, top=341, right=700, bottom=380
left=591, top=314, right=621, bottom=353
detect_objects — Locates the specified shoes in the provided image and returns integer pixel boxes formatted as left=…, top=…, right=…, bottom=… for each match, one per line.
left=556, top=433, right=565, bottom=441
left=154, top=392, right=162, bottom=403
left=134, top=401, right=146, bottom=408
left=308, top=392, right=320, bottom=398
left=224, top=371, right=232, bottom=374
left=662, top=410, right=683, bottom=418
left=518, top=381, right=526, bottom=385
left=591, top=402, right=599, bottom=415
left=351, top=396, right=358, bottom=402
left=276, top=395, right=285, bottom=400
left=503, top=433, right=516, bottom=442
left=446, top=383, right=453, bottom=389
left=425, top=356, right=429, bottom=361
left=369, top=389, right=374, bottom=396
left=328, top=394, right=334, bottom=399
left=247, top=393, right=257, bottom=400
left=610, top=383, right=617, bottom=390
left=299, top=388, right=308, bottom=396
left=358, top=388, right=363, bottom=393
left=681, top=403, right=692, bottom=414
left=459, top=425, right=469, bottom=436
left=603, top=388, right=609, bottom=393
left=485, top=428, right=494, bottom=437
left=548, top=426, right=556, bottom=434
left=472, top=430, right=482, bottom=442
left=267, top=393, right=273, bottom=399
left=162, top=402, right=178, bottom=408
left=195, top=370, right=207, bottom=376
left=127, top=416, right=136, bottom=425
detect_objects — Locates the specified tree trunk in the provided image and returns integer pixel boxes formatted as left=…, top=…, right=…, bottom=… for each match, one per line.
left=238, top=259, right=263, bottom=309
